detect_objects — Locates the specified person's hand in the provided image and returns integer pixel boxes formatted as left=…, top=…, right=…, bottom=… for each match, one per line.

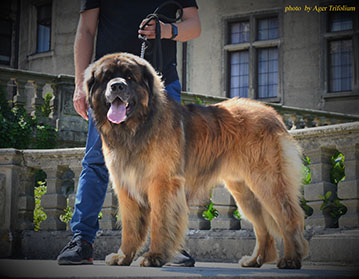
left=138, top=19, right=171, bottom=39
left=73, top=84, right=89, bottom=120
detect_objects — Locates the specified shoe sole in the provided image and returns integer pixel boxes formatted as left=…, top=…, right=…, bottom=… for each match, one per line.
left=165, top=260, right=195, bottom=267
left=58, top=259, right=94, bottom=265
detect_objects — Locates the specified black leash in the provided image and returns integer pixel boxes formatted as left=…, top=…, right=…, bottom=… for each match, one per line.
left=138, top=1, right=183, bottom=73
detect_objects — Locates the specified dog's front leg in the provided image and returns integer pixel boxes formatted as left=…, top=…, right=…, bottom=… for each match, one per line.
left=106, top=187, right=149, bottom=266
left=140, top=176, right=188, bottom=267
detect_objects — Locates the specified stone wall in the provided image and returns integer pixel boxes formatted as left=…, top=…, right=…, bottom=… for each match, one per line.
left=0, top=122, right=358, bottom=262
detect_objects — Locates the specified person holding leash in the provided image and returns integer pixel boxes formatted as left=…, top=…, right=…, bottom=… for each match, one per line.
left=57, top=0, right=201, bottom=266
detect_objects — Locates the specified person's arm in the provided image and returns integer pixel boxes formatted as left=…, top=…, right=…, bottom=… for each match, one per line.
left=138, top=6, right=201, bottom=42
left=73, top=8, right=99, bottom=120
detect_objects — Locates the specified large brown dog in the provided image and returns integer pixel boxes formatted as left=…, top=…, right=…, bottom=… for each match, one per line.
left=84, top=52, right=308, bottom=269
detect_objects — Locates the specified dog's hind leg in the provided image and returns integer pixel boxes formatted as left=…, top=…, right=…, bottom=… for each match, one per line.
left=141, top=176, right=188, bottom=267
left=225, top=180, right=278, bottom=267
left=105, top=187, right=150, bottom=266
left=245, top=137, right=309, bottom=269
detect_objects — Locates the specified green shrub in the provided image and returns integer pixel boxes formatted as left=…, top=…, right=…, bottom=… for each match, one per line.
left=202, top=200, right=218, bottom=221
left=319, top=151, right=347, bottom=227
left=33, top=181, right=47, bottom=231
left=0, top=87, right=57, bottom=149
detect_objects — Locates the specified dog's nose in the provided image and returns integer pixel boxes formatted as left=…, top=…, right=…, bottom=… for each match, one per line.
left=110, top=81, right=126, bottom=93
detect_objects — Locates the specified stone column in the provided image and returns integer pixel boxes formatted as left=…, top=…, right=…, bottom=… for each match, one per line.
left=13, top=79, right=27, bottom=107
left=304, top=147, right=337, bottom=227
left=68, top=166, right=82, bottom=209
left=40, top=166, right=67, bottom=230
left=188, top=205, right=210, bottom=230
left=17, top=167, right=36, bottom=231
left=99, top=183, right=118, bottom=230
left=211, top=185, right=240, bottom=230
left=30, top=81, right=45, bottom=117
left=338, top=144, right=359, bottom=228
left=0, top=149, right=24, bottom=257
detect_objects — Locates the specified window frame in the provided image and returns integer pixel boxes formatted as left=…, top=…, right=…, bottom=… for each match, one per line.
left=321, top=2, right=359, bottom=99
left=224, top=10, right=282, bottom=103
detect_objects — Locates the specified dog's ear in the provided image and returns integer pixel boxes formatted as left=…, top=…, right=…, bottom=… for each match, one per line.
left=141, top=62, right=164, bottom=100
left=142, top=64, right=154, bottom=97
left=83, top=62, right=97, bottom=108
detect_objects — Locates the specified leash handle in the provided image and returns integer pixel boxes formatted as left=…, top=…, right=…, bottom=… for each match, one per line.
left=138, top=1, right=183, bottom=72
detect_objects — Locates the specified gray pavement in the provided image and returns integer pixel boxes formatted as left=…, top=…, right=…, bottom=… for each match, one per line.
left=0, top=259, right=358, bottom=279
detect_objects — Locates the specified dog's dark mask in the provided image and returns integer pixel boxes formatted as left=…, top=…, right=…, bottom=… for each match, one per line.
left=85, top=55, right=156, bottom=126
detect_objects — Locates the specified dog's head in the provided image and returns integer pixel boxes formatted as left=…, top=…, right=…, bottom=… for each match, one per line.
left=84, top=53, right=164, bottom=127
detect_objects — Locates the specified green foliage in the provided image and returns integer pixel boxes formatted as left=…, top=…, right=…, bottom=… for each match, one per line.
left=33, top=181, right=47, bottom=231
left=300, top=196, right=313, bottom=219
left=300, top=155, right=313, bottom=219
left=302, top=155, right=311, bottom=185
left=202, top=201, right=218, bottom=221
left=36, top=92, right=53, bottom=118
left=60, top=199, right=74, bottom=230
left=319, top=191, right=347, bottom=221
left=0, top=92, right=35, bottom=149
left=330, top=151, right=345, bottom=184
left=233, top=209, right=241, bottom=220
left=318, top=151, right=347, bottom=226
left=0, top=87, right=57, bottom=149
left=194, top=96, right=203, bottom=105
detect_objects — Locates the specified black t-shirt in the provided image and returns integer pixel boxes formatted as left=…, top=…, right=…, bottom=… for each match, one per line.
left=80, top=0, right=198, bottom=85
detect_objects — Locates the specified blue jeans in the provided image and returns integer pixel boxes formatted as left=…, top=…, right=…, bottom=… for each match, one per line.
left=71, top=80, right=181, bottom=243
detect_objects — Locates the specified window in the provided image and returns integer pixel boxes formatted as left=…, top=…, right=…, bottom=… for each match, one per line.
left=0, top=2, right=12, bottom=65
left=329, top=40, right=352, bottom=92
left=230, top=51, right=249, bottom=98
left=36, top=2, right=52, bottom=53
left=258, top=48, right=278, bottom=98
left=227, top=15, right=280, bottom=100
left=324, top=10, right=358, bottom=94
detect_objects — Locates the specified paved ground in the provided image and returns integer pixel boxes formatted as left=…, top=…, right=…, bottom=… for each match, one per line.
left=0, top=259, right=358, bottom=279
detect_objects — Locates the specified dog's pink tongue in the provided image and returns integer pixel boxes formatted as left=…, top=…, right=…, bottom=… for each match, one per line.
left=107, top=99, right=127, bottom=124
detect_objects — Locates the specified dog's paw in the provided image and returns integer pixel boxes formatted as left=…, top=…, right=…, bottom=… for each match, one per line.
left=277, top=257, right=302, bottom=269
left=239, top=255, right=263, bottom=268
left=140, top=253, right=166, bottom=267
left=105, top=253, right=131, bottom=266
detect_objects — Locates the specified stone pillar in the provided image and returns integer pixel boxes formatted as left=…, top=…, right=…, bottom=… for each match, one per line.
left=17, top=167, right=36, bottom=231
left=40, top=166, right=67, bottom=230
left=68, top=166, right=82, bottom=209
left=99, top=183, right=118, bottom=230
left=13, top=79, right=27, bottom=107
left=188, top=205, right=210, bottom=230
left=30, top=81, right=45, bottom=117
left=338, top=144, right=359, bottom=228
left=304, top=147, right=337, bottom=227
left=0, top=149, right=23, bottom=257
left=211, top=185, right=240, bottom=230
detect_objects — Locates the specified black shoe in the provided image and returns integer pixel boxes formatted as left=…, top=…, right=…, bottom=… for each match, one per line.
left=57, top=236, right=94, bottom=265
left=166, top=250, right=195, bottom=267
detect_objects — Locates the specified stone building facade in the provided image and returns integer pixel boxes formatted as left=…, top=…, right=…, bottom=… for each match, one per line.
left=1, top=0, right=358, bottom=115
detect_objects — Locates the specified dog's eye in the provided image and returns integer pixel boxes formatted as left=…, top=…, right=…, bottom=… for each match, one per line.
left=126, top=75, right=132, bottom=81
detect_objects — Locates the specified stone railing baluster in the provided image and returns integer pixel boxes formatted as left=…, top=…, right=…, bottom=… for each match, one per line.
left=304, top=147, right=338, bottom=227
left=338, top=144, right=359, bottom=228
left=12, top=78, right=27, bottom=107
left=99, top=183, right=118, bottom=230
left=188, top=205, right=210, bottom=230
left=211, top=185, right=240, bottom=230
left=40, top=165, right=67, bottom=231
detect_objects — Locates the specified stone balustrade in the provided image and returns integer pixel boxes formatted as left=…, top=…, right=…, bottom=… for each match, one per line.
left=1, top=122, right=358, bottom=259
left=0, top=67, right=87, bottom=147
left=1, top=67, right=359, bottom=148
